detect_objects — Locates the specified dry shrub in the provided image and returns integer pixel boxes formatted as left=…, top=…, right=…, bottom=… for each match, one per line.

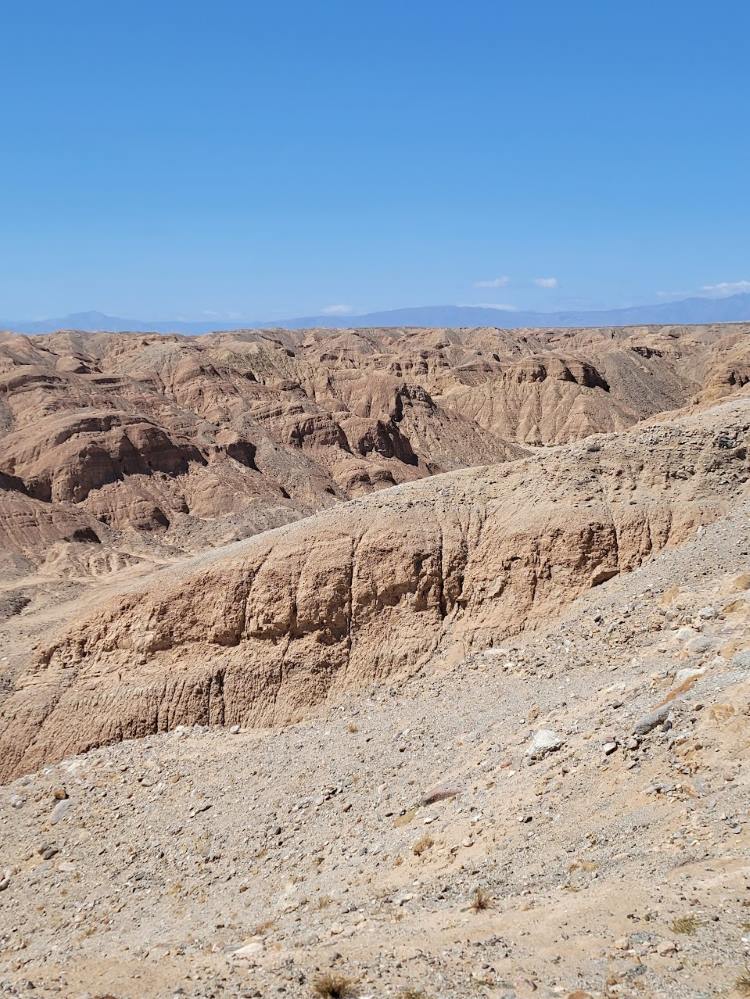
left=470, top=886, right=492, bottom=912
left=671, top=915, right=699, bottom=934
left=311, top=972, right=357, bottom=998
left=412, top=834, right=434, bottom=856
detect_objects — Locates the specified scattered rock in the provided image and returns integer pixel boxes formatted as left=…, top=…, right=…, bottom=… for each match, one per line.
left=525, top=729, right=563, bottom=760
left=49, top=799, right=71, bottom=825
left=420, top=783, right=461, bottom=806
left=634, top=706, right=670, bottom=736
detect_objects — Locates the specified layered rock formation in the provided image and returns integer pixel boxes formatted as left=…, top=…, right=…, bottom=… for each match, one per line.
left=1, top=390, right=747, bottom=779
left=2, top=323, right=748, bottom=578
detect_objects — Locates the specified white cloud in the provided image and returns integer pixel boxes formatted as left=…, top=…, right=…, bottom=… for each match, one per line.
left=700, top=280, right=750, bottom=297
left=534, top=276, right=558, bottom=289
left=321, top=303, right=353, bottom=315
left=474, top=275, right=511, bottom=288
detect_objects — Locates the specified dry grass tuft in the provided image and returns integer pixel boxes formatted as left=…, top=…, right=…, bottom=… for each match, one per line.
left=346, top=722, right=359, bottom=733
left=412, top=833, right=434, bottom=856
left=311, top=972, right=357, bottom=998
left=470, top=886, right=492, bottom=912
left=398, top=990, right=430, bottom=999
left=736, top=968, right=750, bottom=996
left=671, top=915, right=699, bottom=935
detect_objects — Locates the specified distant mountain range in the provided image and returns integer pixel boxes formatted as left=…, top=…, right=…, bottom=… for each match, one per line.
left=3, top=294, right=750, bottom=335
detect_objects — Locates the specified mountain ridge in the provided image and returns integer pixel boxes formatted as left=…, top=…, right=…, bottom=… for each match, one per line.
left=3, top=292, right=750, bottom=334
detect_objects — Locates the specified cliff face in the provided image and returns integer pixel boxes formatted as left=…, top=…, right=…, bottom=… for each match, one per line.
left=1, top=392, right=747, bottom=780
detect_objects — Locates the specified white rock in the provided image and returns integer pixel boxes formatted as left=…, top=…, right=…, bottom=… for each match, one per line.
left=232, top=941, right=264, bottom=960
left=525, top=729, right=563, bottom=760
left=674, top=666, right=705, bottom=685
left=675, top=627, right=698, bottom=643
left=50, top=799, right=72, bottom=825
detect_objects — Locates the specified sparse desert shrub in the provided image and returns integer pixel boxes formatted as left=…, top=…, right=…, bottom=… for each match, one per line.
left=671, top=915, right=699, bottom=934
left=347, top=722, right=359, bottom=733
left=399, top=990, right=429, bottom=999
left=317, top=894, right=332, bottom=909
left=470, top=886, right=492, bottom=912
left=311, top=971, right=357, bottom=998
left=412, top=833, right=434, bottom=856
left=736, top=967, right=750, bottom=996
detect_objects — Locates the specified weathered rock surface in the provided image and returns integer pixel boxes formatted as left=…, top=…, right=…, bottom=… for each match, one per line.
left=1, top=493, right=749, bottom=998
left=1, top=391, right=747, bottom=779
left=2, top=323, right=748, bottom=580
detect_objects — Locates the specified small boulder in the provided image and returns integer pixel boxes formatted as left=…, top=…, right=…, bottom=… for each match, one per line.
left=525, top=729, right=563, bottom=761
left=232, top=941, right=264, bottom=962
left=634, top=705, right=670, bottom=736
left=50, top=799, right=71, bottom=825
left=420, top=783, right=461, bottom=806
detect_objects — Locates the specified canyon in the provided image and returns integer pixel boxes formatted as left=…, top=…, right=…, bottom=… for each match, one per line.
left=0, top=322, right=749, bottom=999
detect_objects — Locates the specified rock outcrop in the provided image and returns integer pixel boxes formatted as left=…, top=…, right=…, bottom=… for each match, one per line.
left=1, top=391, right=747, bottom=779
left=2, top=323, right=748, bottom=576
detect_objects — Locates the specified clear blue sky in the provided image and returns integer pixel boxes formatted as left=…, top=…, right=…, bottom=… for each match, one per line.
left=1, top=1, right=748, bottom=320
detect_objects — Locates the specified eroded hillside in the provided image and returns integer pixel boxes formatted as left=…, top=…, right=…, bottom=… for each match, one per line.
left=1, top=323, right=748, bottom=583
left=1, top=389, right=747, bottom=780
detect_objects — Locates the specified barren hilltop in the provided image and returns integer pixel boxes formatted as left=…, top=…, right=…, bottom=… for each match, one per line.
left=1, top=323, right=749, bottom=999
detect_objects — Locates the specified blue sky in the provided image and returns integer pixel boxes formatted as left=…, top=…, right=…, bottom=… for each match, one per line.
left=1, top=1, right=748, bottom=320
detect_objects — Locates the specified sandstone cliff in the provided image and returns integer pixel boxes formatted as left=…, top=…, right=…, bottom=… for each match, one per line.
left=1, top=391, right=747, bottom=779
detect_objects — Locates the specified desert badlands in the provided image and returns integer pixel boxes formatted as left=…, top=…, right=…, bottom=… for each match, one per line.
left=1, top=322, right=749, bottom=999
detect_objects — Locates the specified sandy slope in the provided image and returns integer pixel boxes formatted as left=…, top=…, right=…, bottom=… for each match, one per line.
left=0, top=498, right=748, bottom=998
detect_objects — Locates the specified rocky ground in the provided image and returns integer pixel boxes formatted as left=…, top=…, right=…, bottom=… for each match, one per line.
left=1, top=502, right=749, bottom=998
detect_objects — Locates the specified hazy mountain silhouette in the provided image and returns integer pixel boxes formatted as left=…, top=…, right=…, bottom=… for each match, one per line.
left=3, top=294, right=750, bottom=334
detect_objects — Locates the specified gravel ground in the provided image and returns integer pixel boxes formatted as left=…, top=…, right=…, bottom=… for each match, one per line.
left=1, top=505, right=749, bottom=999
